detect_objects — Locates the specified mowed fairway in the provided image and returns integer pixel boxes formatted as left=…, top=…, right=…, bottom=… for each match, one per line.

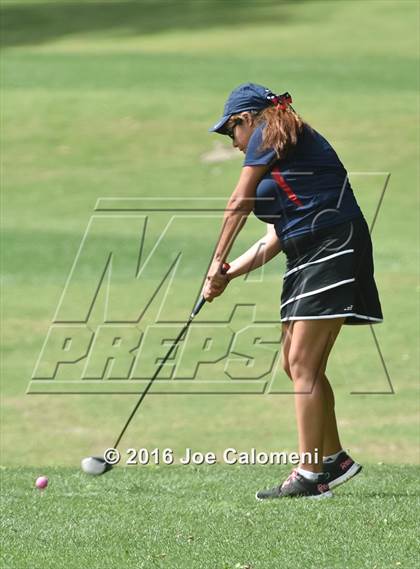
left=2, top=465, right=419, bottom=569
left=1, top=1, right=419, bottom=568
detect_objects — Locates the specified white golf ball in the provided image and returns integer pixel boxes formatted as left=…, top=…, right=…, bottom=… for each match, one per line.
left=81, top=457, right=107, bottom=476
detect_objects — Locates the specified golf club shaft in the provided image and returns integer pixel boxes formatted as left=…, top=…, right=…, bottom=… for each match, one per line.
left=112, top=318, right=192, bottom=449
left=112, top=262, right=230, bottom=450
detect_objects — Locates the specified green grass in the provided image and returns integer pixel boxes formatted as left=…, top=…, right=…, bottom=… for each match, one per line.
left=1, top=0, right=419, bottom=567
left=2, top=465, right=419, bottom=569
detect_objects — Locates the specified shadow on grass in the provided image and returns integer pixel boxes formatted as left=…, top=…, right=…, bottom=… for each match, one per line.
left=1, top=0, right=312, bottom=48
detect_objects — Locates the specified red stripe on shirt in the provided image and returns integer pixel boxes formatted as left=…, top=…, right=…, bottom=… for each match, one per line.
left=272, top=168, right=303, bottom=207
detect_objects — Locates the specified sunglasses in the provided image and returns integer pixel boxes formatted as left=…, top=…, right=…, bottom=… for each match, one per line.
left=225, top=118, right=243, bottom=139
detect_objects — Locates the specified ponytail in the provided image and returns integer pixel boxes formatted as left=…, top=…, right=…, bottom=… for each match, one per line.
left=257, top=104, right=306, bottom=160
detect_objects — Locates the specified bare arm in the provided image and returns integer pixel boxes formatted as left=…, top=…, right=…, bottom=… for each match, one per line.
left=203, top=165, right=270, bottom=301
left=209, top=165, right=270, bottom=270
left=227, top=223, right=282, bottom=280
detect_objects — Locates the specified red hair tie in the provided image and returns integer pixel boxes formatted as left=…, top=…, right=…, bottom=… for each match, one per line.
left=266, top=91, right=293, bottom=111
left=279, top=92, right=293, bottom=111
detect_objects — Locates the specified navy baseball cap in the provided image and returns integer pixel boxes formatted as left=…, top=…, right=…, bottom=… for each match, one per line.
left=209, top=82, right=276, bottom=134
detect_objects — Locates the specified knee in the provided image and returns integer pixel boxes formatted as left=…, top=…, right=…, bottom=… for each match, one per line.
left=283, top=353, right=309, bottom=382
left=288, top=353, right=317, bottom=383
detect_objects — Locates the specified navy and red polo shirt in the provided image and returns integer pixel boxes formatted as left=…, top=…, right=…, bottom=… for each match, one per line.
left=245, top=124, right=362, bottom=241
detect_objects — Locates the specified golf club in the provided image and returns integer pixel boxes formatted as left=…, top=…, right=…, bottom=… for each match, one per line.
left=81, top=262, right=230, bottom=475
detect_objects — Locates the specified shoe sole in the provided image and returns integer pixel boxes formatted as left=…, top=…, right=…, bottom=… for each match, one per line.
left=307, top=490, right=333, bottom=500
left=255, top=490, right=333, bottom=501
left=328, top=463, right=362, bottom=489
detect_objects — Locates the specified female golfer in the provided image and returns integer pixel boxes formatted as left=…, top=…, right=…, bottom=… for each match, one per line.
left=204, top=83, right=383, bottom=499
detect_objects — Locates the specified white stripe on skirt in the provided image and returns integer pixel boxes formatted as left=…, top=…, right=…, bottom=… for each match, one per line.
left=280, top=278, right=355, bottom=309
left=281, top=313, right=383, bottom=322
left=283, top=249, right=354, bottom=279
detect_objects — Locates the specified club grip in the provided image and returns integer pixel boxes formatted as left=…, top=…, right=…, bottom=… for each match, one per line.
left=191, top=263, right=230, bottom=318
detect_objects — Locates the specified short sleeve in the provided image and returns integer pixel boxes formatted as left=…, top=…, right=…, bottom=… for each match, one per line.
left=243, top=125, right=277, bottom=166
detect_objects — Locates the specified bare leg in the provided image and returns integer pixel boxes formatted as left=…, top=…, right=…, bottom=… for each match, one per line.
left=287, top=318, right=345, bottom=473
left=322, top=374, right=343, bottom=456
left=282, top=325, right=343, bottom=465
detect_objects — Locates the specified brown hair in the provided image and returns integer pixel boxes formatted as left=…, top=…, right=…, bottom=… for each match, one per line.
left=229, top=106, right=306, bottom=160
left=256, top=106, right=305, bottom=159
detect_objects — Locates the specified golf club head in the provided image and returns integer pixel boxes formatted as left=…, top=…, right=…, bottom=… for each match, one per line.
left=81, top=456, right=113, bottom=476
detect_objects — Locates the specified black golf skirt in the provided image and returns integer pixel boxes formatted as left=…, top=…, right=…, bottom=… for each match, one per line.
left=280, top=216, right=383, bottom=325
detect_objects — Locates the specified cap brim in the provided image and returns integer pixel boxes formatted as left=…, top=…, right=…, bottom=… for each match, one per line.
left=209, top=115, right=230, bottom=134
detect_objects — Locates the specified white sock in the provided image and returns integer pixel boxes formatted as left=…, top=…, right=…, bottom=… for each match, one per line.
left=323, top=450, right=344, bottom=463
left=297, top=467, right=321, bottom=481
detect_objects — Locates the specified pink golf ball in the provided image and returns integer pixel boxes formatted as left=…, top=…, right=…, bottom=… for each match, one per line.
left=35, top=476, right=48, bottom=490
